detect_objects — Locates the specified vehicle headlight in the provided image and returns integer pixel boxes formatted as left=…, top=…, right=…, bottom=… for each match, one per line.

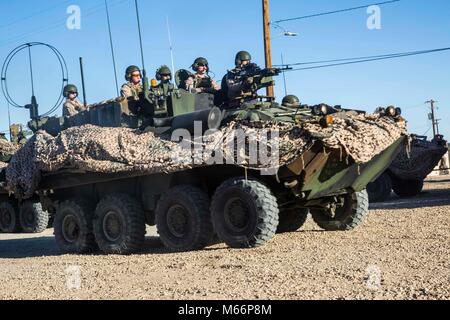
left=386, top=106, right=397, bottom=117
left=312, top=104, right=329, bottom=116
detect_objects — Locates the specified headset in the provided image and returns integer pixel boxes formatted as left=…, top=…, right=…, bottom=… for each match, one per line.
left=191, top=58, right=209, bottom=72
left=155, top=66, right=172, bottom=81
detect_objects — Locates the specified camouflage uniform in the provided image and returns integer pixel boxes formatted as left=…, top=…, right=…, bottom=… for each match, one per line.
left=224, top=68, right=246, bottom=100
left=120, top=82, right=143, bottom=100
left=63, top=99, right=87, bottom=117
left=185, top=74, right=220, bottom=93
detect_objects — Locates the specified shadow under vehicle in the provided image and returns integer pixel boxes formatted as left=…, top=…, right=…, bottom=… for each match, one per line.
left=367, top=134, right=448, bottom=202
left=5, top=68, right=406, bottom=255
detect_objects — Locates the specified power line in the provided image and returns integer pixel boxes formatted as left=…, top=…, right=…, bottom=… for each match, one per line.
left=0, top=0, right=129, bottom=49
left=281, top=47, right=450, bottom=72
left=272, top=0, right=401, bottom=24
left=0, top=0, right=73, bottom=29
left=274, top=48, right=447, bottom=67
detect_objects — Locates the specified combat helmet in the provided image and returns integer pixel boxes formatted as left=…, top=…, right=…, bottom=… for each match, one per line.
left=125, top=65, right=141, bottom=81
left=235, top=51, right=252, bottom=66
left=191, top=57, right=209, bottom=72
left=63, top=84, right=78, bottom=98
left=282, top=95, right=301, bottom=108
left=155, top=65, right=172, bottom=81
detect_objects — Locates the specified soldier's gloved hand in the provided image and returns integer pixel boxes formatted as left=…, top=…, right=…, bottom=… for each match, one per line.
left=245, top=77, right=254, bottom=85
left=185, top=77, right=194, bottom=86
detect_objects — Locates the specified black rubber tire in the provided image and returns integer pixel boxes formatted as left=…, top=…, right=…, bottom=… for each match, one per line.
left=211, top=178, right=279, bottom=248
left=0, top=201, right=21, bottom=233
left=311, top=190, right=369, bottom=231
left=54, top=200, right=98, bottom=254
left=276, top=208, right=309, bottom=234
left=19, top=200, right=49, bottom=234
left=367, top=172, right=392, bottom=203
left=94, top=194, right=146, bottom=255
left=156, top=185, right=214, bottom=252
left=392, top=178, right=424, bottom=198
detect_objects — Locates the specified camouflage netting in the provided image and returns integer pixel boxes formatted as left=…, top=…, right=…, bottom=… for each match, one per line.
left=303, top=113, right=406, bottom=163
left=0, top=139, right=19, bottom=170
left=389, top=136, right=447, bottom=180
left=5, top=113, right=406, bottom=199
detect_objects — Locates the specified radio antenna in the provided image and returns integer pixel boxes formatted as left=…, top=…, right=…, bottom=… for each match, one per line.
left=7, top=101, right=12, bottom=141
left=166, top=16, right=176, bottom=86
left=134, top=0, right=146, bottom=76
left=104, top=0, right=119, bottom=97
left=79, top=57, right=87, bottom=107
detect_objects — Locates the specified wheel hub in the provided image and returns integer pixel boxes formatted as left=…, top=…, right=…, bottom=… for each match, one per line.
left=103, top=211, right=123, bottom=242
left=62, top=214, right=80, bottom=243
left=166, top=205, right=188, bottom=238
left=23, top=209, right=35, bottom=227
left=224, top=197, right=250, bottom=232
left=0, top=209, right=12, bottom=228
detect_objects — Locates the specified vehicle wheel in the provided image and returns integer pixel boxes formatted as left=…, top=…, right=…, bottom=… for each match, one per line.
left=367, top=172, right=392, bottom=203
left=156, top=185, right=214, bottom=251
left=392, top=178, right=424, bottom=197
left=311, top=190, right=369, bottom=231
left=54, top=200, right=97, bottom=254
left=211, top=178, right=279, bottom=248
left=19, top=200, right=49, bottom=233
left=94, top=194, right=145, bottom=254
left=0, top=201, right=21, bottom=233
left=276, top=208, right=309, bottom=234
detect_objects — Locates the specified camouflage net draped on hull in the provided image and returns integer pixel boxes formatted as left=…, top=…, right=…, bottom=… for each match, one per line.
left=389, top=137, right=447, bottom=180
left=0, top=139, right=19, bottom=170
left=5, top=113, right=406, bottom=199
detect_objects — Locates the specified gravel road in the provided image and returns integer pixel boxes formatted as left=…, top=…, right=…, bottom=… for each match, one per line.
left=0, top=177, right=449, bottom=300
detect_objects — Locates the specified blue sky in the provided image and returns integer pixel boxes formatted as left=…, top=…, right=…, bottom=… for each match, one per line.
left=0, top=0, right=449, bottom=139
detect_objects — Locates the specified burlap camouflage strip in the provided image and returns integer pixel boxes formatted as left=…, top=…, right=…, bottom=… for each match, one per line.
left=5, top=113, right=406, bottom=199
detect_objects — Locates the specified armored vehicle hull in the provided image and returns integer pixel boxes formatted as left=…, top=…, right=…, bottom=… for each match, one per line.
left=2, top=90, right=407, bottom=254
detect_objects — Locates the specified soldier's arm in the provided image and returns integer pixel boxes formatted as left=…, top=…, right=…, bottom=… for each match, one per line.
left=63, top=102, right=77, bottom=117
left=120, top=84, right=132, bottom=98
left=211, top=79, right=221, bottom=91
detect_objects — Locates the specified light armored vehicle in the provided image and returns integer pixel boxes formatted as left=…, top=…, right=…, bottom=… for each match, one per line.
left=0, top=125, right=50, bottom=234
left=4, top=68, right=406, bottom=254
left=367, top=134, right=447, bottom=202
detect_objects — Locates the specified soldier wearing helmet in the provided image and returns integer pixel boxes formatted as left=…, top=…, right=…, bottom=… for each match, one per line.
left=121, top=65, right=143, bottom=100
left=185, top=57, right=220, bottom=93
left=223, top=51, right=261, bottom=105
left=62, top=84, right=87, bottom=117
left=282, top=95, right=301, bottom=108
left=155, top=65, right=175, bottom=98
left=155, top=65, right=173, bottom=87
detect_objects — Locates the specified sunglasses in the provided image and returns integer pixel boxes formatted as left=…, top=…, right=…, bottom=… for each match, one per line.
left=69, top=91, right=78, bottom=95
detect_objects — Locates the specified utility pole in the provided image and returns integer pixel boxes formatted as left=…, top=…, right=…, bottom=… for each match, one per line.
left=426, top=99, right=438, bottom=137
left=262, top=0, right=274, bottom=98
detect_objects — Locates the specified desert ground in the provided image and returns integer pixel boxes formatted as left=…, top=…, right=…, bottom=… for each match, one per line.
left=0, top=176, right=449, bottom=300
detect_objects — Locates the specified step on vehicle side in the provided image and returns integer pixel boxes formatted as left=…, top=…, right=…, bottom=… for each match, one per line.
left=17, top=68, right=406, bottom=255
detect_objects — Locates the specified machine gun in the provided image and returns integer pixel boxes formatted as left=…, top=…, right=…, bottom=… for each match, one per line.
left=237, top=63, right=281, bottom=90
